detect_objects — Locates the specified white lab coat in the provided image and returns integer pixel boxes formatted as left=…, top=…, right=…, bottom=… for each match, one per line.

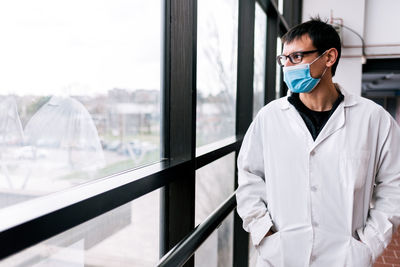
left=236, top=85, right=400, bottom=267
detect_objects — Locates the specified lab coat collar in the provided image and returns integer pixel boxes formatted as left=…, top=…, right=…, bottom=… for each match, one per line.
left=336, top=84, right=358, bottom=108
left=280, top=83, right=358, bottom=150
left=279, top=83, right=358, bottom=110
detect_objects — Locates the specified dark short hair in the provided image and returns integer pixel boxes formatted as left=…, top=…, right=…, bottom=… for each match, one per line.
left=282, top=17, right=341, bottom=76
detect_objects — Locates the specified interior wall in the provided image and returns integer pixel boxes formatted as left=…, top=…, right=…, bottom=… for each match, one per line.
left=301, top=0, right=400, bottom=96
left=364, top=0, right=400, bottom=57
left=302, top=0, right=366, bottom=95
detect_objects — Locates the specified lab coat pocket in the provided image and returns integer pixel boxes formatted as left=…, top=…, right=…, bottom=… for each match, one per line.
left=340, top=151, right=370, bottom=189
left=346, top=237, right=373, bottom=267
left=256, top=231, right=283, bottom=267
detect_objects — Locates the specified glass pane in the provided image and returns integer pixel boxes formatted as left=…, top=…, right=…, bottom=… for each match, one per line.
left=278, top=0, right=284, bottom=14
left=276, top=37, right=283, bottom=98
left=0, top=1, right=161, bottom=208
left=396, top=97, right=400, bottom=125
left=195, top=152, right=235, bottom=224
left=196, top=0, right=238, bottom=147
left=195, top=153, right=235, bottom=267
left=253, top=3, right=267, bottom=117
left=0, top=190, right=160, bottom=266
left=195, top=212, right=234, bottom=267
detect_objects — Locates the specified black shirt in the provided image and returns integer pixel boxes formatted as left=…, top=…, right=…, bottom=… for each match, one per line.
left=288, top=91, right=344, bottom=140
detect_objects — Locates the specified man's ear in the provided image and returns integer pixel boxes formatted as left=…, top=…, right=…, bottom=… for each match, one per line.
left=326, top=48, right=338, bottom=67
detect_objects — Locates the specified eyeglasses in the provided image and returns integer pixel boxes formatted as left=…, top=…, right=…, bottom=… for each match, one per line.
left=276, top=50, right=319, bottom=66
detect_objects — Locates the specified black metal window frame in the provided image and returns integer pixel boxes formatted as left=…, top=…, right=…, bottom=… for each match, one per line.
left=0, top=0, right=301, bottom=266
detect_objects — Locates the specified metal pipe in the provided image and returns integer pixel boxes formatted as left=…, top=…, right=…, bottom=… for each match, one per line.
left=343, top=43, right=400, bottom=48
left=342, top=53, right=400, bottom=58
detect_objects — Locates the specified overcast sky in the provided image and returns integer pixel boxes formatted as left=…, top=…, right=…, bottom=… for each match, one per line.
left=0, top=0, right=243, bottom=97
left=0, top=0, right=161, bottom=96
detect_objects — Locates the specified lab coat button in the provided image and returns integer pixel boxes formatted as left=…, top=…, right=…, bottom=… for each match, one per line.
left=311, top=185, right=317, bottom=192
left=310, top=255, right=317, bottom=262
left=310, top=151, right=315, bottom=156
left=312, top=221, right=319, bottom=227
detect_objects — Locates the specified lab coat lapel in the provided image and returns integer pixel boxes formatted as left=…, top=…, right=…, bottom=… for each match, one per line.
left=286, top=105, right=315, bottom=146
left=280, top=85, right=355, bottom=151
left=311, top=102, right=345, bottom=151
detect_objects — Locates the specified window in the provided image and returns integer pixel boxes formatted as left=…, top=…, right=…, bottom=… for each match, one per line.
left=278, top=0, right=284, bottom=14
left=276, top=37, right=283, bottom=98
left=397, top=98, right=400, bottom=125
left=195, top=212, right=234, bottom=267
left=253, top=3, right=267, bottom=117
left=195, top=153, right=235, bottom=223
left=0, top=190, right=160, bottom=266
left=0, top=0, right=301, bottom=265
left=196, top=0, right=238, bottom=147
left=0, top=1, right=161, bottom=208
left=195, top=153, right=235, bottom=266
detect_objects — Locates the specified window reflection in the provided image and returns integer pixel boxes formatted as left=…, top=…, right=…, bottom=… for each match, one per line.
left=397, top=97, right=400, bottom=125
left=0, top=190, right=160, bottom=267
left=195, top=153, right=235, bottom=267
left=195, top=212, right=234, bottom=267
left=276, top=37, right=283, bottom=98
left=253, top=3, right=267, bottom=117
left=196, top=0, right=238, bottom=147
left=0, top=1, right=161, bottom=208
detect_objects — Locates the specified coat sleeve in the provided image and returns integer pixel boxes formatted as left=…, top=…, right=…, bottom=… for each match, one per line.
left=236, top=114, right=273, bottom=247
left=358, top=115, right=400, bottom=261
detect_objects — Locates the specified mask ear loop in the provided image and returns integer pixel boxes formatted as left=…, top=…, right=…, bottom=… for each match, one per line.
left=310, top=50, right=329, bottom=79
left=319, top=66, right=328, bottom=79
left=310, top=50, right=328, bottom=65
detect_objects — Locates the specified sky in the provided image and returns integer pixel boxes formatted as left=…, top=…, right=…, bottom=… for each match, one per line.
left=197, top=0, right=238, bottom=96
left=0, top=0, right=161, bottom=96
left=0, top=0, right=248, bottom=97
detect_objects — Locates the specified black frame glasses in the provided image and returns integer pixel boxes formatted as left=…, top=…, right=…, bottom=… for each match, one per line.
left=276, top=49, right=319, bottom=66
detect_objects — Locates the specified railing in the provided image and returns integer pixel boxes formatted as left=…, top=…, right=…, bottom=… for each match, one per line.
left=0, top=137, right=241, bottom=261
left=158, top=191, right=237, bottom=267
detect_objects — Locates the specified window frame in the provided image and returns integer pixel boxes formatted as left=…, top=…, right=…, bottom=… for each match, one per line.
left=0, top=1, right=302, bottom=266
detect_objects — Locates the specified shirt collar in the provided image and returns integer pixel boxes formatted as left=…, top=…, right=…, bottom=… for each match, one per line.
left=280, top=83, right=358, bottom=110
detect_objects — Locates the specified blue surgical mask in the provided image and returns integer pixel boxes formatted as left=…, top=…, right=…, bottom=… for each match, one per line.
left=283, top=52, right=327, bottom=93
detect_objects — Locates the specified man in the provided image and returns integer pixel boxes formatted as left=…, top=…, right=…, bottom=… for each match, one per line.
left=236, top=18, right=400, bottom=267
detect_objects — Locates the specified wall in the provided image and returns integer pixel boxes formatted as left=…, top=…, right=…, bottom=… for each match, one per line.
left=302, top=0, right=400, bottom=95
left=364, top=0, right=400, bottom=57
